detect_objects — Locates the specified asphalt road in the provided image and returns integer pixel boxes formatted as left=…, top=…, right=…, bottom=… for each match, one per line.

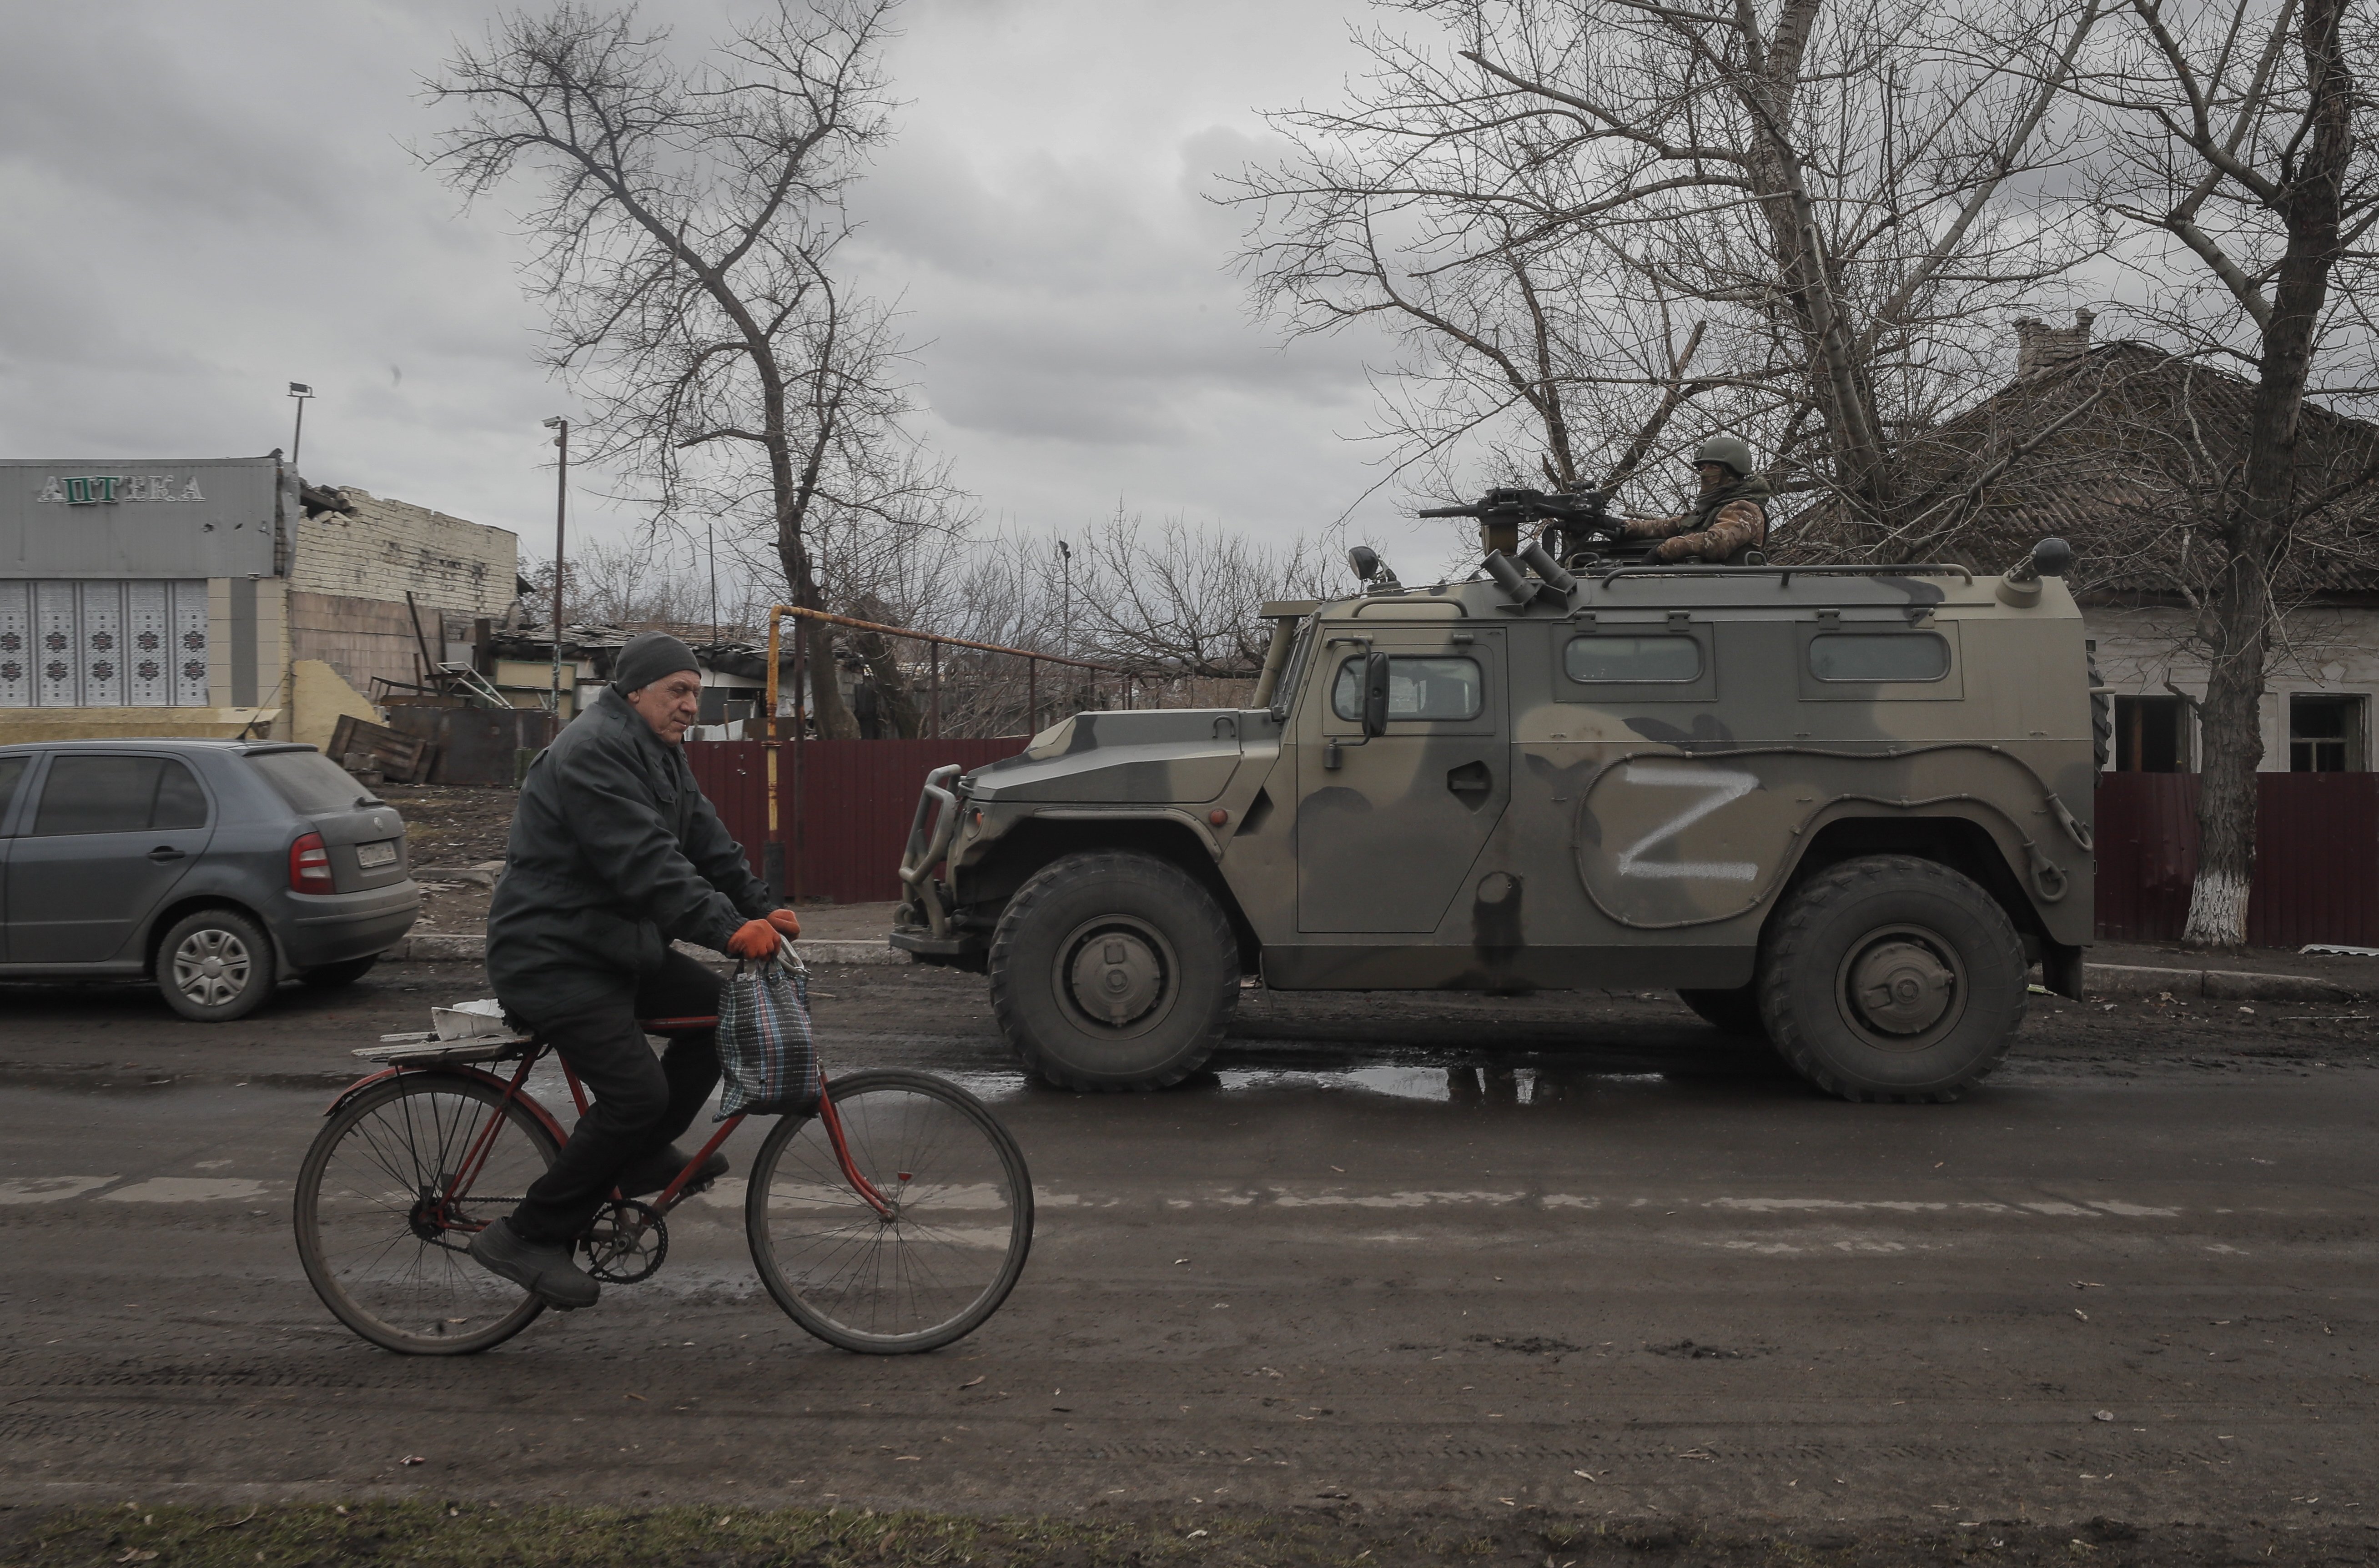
left=3, top=961, right=2375, bottom=1542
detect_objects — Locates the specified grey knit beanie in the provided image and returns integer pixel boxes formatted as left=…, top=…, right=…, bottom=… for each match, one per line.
left=612, top=632, right=700, bottom=694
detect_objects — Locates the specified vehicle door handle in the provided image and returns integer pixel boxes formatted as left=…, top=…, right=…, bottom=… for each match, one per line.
left=1446, top=760, right=1493, bottom=808
left=147, top=846, right=187, bottom=862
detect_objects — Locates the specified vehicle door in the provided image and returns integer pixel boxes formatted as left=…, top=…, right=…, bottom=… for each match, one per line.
left=0, top=753, right=32, bottom=963
left=5, top=752, right=216, bottom=965
left=1296, top=627, right=1509, bottom=933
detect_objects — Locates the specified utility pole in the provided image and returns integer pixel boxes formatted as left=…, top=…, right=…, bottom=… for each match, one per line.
left=542, top=416, right=568, bottom=714
left=287, top=383, right=314, bottom=472
left=707, top=521, right=719, bottom=641
left=1058, top=539, right=1073, bottom=660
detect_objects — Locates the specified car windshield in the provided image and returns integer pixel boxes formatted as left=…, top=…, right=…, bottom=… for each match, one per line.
left=247, top=749, right=372, bottom=815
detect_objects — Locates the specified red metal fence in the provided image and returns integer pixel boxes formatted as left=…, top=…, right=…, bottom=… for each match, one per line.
left=687, top=739, right=2379, bottom=940
left=2093, top=772, right=2379, bottom=946
left=685, top=737, right=1029, bottom=905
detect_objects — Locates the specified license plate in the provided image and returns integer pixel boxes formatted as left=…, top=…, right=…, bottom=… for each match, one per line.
left=356, top=839, right=398, bottom=869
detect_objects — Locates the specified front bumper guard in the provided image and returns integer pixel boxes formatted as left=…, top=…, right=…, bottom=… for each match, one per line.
left=897, top=764, right=965, bottom=938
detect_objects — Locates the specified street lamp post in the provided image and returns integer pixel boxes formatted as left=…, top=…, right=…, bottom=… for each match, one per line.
left=1057, top=538, right=1073, bottom=705
left=287, top=383, right=314, bottom=472
left=542, top=417, right=568, bottom=714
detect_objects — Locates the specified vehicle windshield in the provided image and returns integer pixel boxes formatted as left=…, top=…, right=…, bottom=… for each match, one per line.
left=1269, top=617, right=1318, bottom=723
left=247, top=749, right=374, bottom=814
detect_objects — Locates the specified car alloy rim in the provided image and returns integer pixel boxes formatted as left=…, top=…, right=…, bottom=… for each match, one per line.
left=172, top=928, right=251, bottom=1007
left=1053, top=915, right=1176, bottom=1038
left=1833, top=923, right=1965, bottom=1052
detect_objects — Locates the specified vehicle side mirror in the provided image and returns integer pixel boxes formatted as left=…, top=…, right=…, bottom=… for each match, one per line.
left=1361, top=650, right=1391, bottom=737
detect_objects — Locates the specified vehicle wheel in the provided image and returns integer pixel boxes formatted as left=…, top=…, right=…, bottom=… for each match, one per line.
left=2088, top=648, right=2113, bottom=771
left=294, top=1072, right=558, bottom=1355
left=1678, top=985, right=1766, bottom=1038
left=747, top=1069, right=1034, bottom=1354
left=1756, top=854, right=2027, bottom=1103
left=988, top=850, right=1239, bottom=1091
left=300, top=955, right=379, bottom=990
left=156, top=907, right=278, bottom=1021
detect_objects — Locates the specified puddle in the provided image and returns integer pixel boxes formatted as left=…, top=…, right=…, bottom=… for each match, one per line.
left=1213, top=1064, right=1674, bottom=1105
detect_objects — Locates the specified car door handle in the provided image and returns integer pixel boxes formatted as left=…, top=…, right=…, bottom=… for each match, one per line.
left=1446, top=761, right=1493, bottom=807
left=147, top=846, right=187, bottom=862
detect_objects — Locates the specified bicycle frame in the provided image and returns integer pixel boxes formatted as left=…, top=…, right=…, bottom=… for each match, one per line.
left=329, top=1021, right=898, bottom=1236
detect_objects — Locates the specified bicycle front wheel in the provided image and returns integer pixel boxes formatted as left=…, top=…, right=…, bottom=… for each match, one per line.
left=295, top=1072, right=559, bottom=1355
left=746, top=1069, right=1034, bottom=1353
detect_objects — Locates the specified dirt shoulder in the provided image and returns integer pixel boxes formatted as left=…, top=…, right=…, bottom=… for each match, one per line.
left=8, top=1501, right=2367, bottom=1568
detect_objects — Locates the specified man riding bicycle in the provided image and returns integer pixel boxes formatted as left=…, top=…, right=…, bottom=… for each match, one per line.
left=470, top=632, right=800, bottom=1309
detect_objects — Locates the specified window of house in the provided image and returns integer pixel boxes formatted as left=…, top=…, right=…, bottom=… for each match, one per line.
left=2113, top=695, right=2188, bottom=772
left=2290, top=693, right=2367, bottom=772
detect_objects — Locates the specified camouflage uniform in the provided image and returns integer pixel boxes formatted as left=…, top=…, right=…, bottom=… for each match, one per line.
left=1619, top=475, right=1772, bottom=563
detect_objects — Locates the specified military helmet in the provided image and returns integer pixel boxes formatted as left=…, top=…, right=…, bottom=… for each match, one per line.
left=1691, top=435, right=1759, bottom=477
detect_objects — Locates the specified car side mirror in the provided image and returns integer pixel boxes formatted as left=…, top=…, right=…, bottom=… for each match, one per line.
left=1361, top=650, right=1391, bottom=737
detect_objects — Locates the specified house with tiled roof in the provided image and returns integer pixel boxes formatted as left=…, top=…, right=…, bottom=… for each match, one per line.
left=1850, top=312, right=2379, bottom=775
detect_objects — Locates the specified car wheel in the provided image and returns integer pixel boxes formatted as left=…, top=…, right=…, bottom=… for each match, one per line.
left=157, top=908, right=278, bottom=1022
left=1678, top=985, right=1766, bottom=1038
left=299, top=955, right=379, bottom=990
left=988, top=850, right=1240, bottom=1091
left=1756, top=854, right=2026, bottom=1103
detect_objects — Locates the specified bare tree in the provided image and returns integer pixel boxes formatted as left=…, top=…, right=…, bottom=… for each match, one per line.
left=2067, top=0, right=2377, bottom=948
left=422, top=0, right=966, bottom=739
left=1229, top=0, right=2105, bottom=544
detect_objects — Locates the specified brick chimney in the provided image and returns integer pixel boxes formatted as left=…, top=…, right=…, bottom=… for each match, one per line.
left=2014, top=309, right=2097, bottom=377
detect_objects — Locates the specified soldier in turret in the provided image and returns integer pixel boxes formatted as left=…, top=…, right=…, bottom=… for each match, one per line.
left=1618, top=436, right=1771, bottom=564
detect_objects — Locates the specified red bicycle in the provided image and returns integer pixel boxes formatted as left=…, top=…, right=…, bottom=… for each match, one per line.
left=293, top=957, right=1033, bottom=1358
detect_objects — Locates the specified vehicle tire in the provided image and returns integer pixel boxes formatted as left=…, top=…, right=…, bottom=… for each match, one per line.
left=1678, top=985, right=1766, bottom=1038
left=294, top=1071, right=558, bottom=1355
left=2088, top=648, right=2113, bottom=771
left=988, top=850, right=1239, bottom=1091
left=747, top=1068, right=1034, bottom=1354
left=1755, top=854, right=2027, bottom=1103
left=156, top=907, right=278, bottom=1022
left=300, top=955, right=379, bottom=990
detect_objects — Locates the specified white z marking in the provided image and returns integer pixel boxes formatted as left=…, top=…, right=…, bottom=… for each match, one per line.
left=1614, top=762, right=1760, bottom=881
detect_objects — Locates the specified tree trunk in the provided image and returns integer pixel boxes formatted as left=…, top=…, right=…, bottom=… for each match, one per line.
left=849, top=596, right=923, bottom=739
left=2181, top=0, right=2352, bottom=950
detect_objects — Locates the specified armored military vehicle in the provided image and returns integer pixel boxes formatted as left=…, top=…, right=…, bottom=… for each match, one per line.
left=891, top=515, right=2095, bottom=1103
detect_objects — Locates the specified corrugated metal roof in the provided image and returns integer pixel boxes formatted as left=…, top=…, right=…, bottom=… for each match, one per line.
left=1787, top=341, right=2379, bottom=598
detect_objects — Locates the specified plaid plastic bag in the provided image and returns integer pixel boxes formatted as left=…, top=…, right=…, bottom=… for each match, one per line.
left=714, top=944, right=820, bottom=1119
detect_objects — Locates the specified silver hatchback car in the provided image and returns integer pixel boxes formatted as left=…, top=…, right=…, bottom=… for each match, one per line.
left=0, top=739, right=420, bottom=1020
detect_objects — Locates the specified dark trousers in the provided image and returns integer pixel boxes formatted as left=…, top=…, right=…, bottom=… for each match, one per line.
left=509, top=949, right=723, bottom=1245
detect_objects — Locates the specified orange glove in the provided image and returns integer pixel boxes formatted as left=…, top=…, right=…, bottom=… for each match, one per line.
left=727, top=920, right=779, bottom=960
left=766, top=908, right=803, bottom=940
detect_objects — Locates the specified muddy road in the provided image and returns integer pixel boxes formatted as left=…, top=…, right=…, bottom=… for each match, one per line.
left=3, top=962, right=2375, bottom=1549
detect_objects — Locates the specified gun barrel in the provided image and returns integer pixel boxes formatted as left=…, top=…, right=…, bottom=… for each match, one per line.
left=1415, top=505, right=1481, bottom=518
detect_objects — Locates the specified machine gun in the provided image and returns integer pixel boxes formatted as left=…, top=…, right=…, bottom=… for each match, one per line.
left=1417, top=486, right=1650, bottom=567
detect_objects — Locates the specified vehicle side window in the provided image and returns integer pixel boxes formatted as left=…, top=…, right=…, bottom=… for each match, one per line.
left=29, top=756, right=207, bottom=835
left=1331, top=655, right=1483, bottom=721
left=0, top=756, right=25, bottom=831
left=1809, top=633, right=1950, bottom=683
left=152, top=759, right=210, bottom=829
left=1565, top=635, right=1702, bottom=683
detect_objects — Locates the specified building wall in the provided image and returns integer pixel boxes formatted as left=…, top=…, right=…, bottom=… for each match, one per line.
left=2086, top=602, right=2379, bottom=770
left=291, top=489, right=515, bottom=618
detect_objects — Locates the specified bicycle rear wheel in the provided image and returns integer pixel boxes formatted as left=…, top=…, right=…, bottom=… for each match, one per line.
left=295, top=1072, right=559, bottom=1355
left=746, top=1069, right=1033, bottom=1354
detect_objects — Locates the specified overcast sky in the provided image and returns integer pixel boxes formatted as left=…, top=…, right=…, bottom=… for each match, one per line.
left=0, top=0, right=1438, bottom=580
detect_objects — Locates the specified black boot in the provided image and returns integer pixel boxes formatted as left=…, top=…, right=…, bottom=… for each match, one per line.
left=468, top=1216, right=601, bottom=1310
left=616, top=1145, right=730, bottom=1200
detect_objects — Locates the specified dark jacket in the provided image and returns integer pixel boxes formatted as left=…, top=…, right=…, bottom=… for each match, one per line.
left=487, top=685, right=774, bottom=1025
